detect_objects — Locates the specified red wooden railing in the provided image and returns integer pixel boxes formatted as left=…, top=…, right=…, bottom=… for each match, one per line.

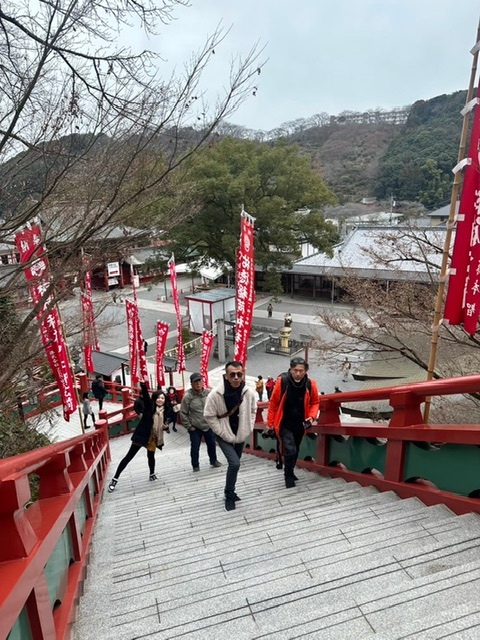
left=0, top=422, right=110, bottom=640
left=249, top=374, right=480, bottom=515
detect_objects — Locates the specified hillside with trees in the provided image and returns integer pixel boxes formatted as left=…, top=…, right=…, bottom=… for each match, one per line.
left=221, top=92, right=466, bottom=208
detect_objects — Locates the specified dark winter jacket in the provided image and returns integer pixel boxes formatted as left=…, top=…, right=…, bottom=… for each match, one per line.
left=91, top=378, right=106, bottom=400
left=131, top=383, right=154, bottom=447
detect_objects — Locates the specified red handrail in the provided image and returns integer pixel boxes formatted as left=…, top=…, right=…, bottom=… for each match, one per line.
left=0, top=423, right=110, bottom=640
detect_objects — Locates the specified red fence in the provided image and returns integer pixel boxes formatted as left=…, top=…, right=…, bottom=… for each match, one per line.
left=249, top=374, right=480, bottom=515
left=0, top=424, right=110, bottom=640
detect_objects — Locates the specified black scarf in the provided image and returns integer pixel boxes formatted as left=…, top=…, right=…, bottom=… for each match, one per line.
left=223, top=378, right=244, bottom=435
left=281, top=372, right=307, bottom=428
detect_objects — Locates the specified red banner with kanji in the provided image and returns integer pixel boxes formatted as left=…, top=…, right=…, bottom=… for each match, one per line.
left=234, top=210, right=255, bottom=365
left=200, top=330, right=214, bottom=388
left=127, top=266, right=149, bottom=386
left=126, top=299, right=140, bottom=388
left=444, top=85, right=480, bottom=334
left=15, top=223, right=78, bottom=420
left=156, top=321, right=169, bottom=388
left=168, top=255, right=186, bottom=372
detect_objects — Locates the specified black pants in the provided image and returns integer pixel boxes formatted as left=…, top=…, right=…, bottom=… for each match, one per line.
left=113, top=444, right=155, bottom=479
left=280, top=425, right=304, bottom=478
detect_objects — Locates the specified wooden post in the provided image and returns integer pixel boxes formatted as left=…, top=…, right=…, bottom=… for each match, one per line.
left=424, top=19, right=480, bottom=422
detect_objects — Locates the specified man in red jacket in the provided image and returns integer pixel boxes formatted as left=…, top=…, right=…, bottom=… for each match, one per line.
left=267, top=357, right=320, bottom=488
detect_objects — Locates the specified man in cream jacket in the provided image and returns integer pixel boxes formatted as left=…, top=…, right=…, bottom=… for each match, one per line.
left=204, top=361, right=257, bottom=512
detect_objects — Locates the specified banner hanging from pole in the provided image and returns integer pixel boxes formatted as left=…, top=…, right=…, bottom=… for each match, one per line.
left=127, top=264, right=149, bottom=385
left=83, top=260, right=99, bottom=350
left=156, top=321, right=169, bottom=388
left=234, top=208, right=256, bottom=365
left=168, top=255, right=186, bottom=372
left=200, top=330, right=214, bottom=388
left=444, top=84, right=480, bottom=334
left=126, top=299, right=140, bottom=388
left=15, top=222, right=77, bottom=420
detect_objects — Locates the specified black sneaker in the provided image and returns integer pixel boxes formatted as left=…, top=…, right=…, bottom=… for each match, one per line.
left=172, top=425, right=177, bottom=432
left=293, top=474, right=299, bottom=481
left=285, top=476, right=296, bottom=489
left=224, top=497, right=236, bottom=511
left=193, top=467, right=200, bottom=472
left=210, top=460, right=223, bottom=468
left=149, top=474, right=157, bottom=481
left=108, top=478, right=118, bottom=493
left=225, top=491, right=241, bottom=502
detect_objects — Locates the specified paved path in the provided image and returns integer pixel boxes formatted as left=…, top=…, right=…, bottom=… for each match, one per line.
left=73, top=431, right=480, bottom=640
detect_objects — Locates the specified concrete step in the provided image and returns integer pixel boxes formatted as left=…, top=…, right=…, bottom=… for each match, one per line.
left=73, top=435, right=480, bottom=640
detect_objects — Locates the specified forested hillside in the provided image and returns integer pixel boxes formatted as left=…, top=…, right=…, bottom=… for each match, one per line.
left=283, top=90, right=467, bottom=207
left=374, top=90, right=466, bottom=207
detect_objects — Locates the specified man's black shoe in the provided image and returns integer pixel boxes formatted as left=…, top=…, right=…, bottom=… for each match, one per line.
left=224, top=497, right=236, bottom=511
left=285, top=477, right=296, bottom=489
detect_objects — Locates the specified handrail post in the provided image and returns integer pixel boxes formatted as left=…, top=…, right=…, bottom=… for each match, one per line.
left=38, top=452, right=74, bottom=499
left=384, top=390, right=425, bottom=483
left=0, top=477, right=38, bottom=561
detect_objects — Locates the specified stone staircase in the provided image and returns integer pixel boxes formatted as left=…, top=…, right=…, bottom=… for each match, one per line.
left=73, top=431, right=480, bottom=640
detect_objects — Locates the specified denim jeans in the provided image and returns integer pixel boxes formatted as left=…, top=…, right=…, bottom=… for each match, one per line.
left=189, top=428, right=218, bottom=468
left=215, top=437, right=245, bottom=493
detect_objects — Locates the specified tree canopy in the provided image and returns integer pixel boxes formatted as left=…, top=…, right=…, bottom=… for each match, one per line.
left=162, top=138, right=338, bottom=286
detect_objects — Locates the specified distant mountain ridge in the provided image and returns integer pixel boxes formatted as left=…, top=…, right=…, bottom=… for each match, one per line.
left=281, top=90, right=467, bottom=207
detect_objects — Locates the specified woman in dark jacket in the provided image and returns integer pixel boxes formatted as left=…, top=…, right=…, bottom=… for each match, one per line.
left=108, top=382, right=166, bottom=492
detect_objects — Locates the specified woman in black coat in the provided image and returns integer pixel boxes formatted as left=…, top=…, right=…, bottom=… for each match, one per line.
left=108, top=382, right=166, bottom=492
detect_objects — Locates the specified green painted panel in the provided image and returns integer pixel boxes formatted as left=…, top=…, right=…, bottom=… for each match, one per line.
left=404, top=442, right=480, bottom=497
left=327, top=436, right=387, bottom=474
left=108, top=423, right=123, bottom=437
left=252, top=433, right=277, bottom=454
left=75, top=492, right=88, bottom=535
left=7, top=606, right=32, bottom=640
left=127, top=417, right=140, bottom=432
left=45, top=524, right=74, bottom=607
left=89, top=475, right=96, bottom=498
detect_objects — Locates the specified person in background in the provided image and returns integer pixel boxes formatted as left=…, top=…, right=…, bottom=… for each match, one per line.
left=267, top=357, right=320, bottom=489
left=82, top=392, right=95, bottom=428
left=265, top=376, right=275, bottom=400
left=180, top=372, right=222, bottom=472
left=204, top=361, right=257, bottom=512
left=91, top=374, right=107, bottom=411
left=342, top=357, right=352, bottom=382
left=267, top=302, right=273, bottom=318
left=143, top=339, right=148, bottom=354
left=255, top=375, right=264, bottom=401
left=108, top=381, right=166, bottom=492
left=165, top=386, right=180, bottom=432
left=284, top=312, right=292, bottom=327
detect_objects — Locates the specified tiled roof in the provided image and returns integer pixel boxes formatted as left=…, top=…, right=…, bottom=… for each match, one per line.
left=289, top=226, right=448, bottom=281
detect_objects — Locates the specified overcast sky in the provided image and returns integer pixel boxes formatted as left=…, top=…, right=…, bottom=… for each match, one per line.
left=140, top=0, right=479, bottom=131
